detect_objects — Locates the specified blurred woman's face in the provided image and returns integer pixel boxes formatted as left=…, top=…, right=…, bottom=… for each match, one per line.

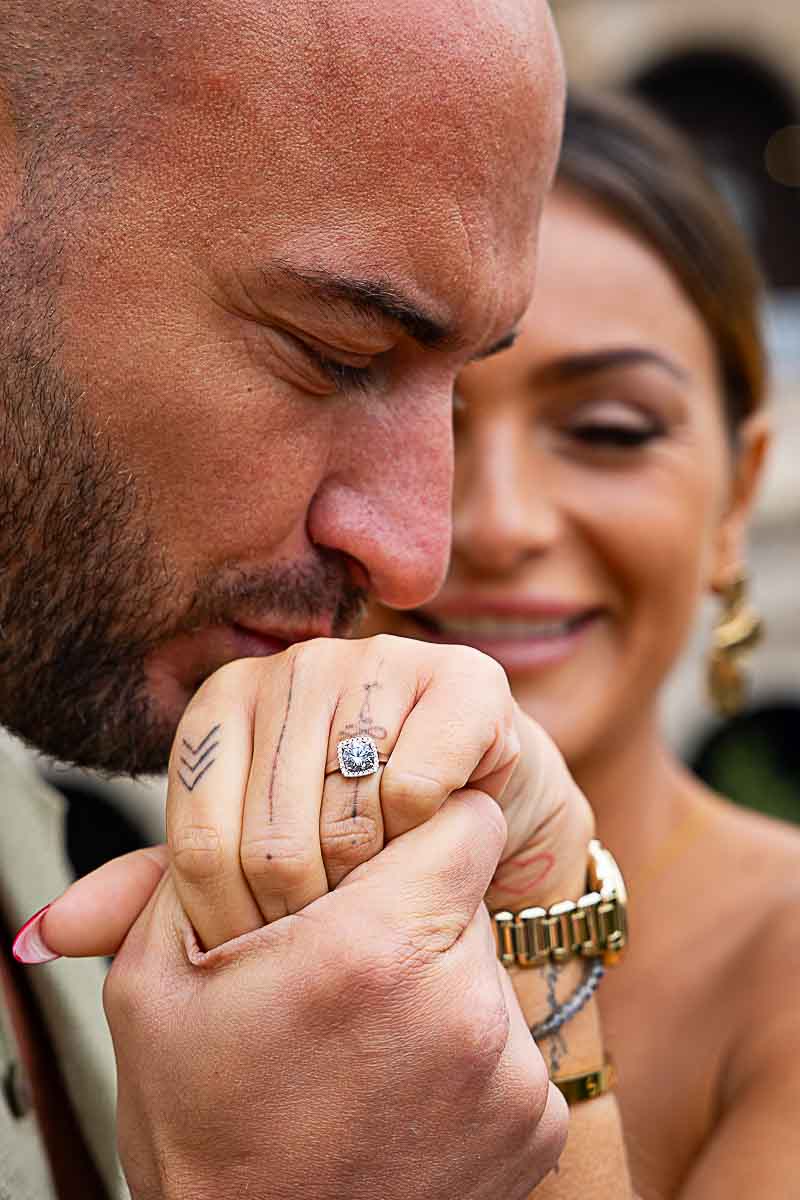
left=366, top=185, right=764, bottom=769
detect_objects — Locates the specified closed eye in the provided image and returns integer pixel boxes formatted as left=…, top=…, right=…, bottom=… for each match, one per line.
left=302, top=342, right=374, bottom=395
left=569, top=423, right=663, bottom=449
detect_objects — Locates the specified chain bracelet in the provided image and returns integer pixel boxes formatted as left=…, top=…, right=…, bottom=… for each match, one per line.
left=530, top=959, right=606, bottom=1041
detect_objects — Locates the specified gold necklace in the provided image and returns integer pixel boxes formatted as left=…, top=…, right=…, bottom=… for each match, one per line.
left=626, top=801, right=716, bottom=898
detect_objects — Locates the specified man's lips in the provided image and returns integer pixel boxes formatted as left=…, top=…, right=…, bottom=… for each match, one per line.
left=147, top=617, right=337, bottom=708
left=228, top=625, right=292, bottom=658
left=231, top=615, right=334, bottom=652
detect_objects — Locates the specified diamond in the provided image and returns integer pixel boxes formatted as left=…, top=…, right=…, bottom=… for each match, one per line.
left=337, top=735, right=380, bottom=778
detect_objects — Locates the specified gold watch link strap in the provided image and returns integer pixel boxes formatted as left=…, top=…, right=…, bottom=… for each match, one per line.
left=492, top=840, right=628, bottom=969
left=553, top=1061, right=617, bottom=1105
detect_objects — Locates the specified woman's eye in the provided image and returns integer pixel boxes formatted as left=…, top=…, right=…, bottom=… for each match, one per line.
left=568, top=422, right=663, bottom=449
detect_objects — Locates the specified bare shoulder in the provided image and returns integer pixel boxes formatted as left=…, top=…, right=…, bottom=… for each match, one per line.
left=674, top=785, right=800, bottom=1011
left=671, top=795, right=800, bottom=1200
left=703, top=793, right=800, bottom=1086
left=700, top=791, right=800, bottom=963
left=704, top=791, right=800, bottom=905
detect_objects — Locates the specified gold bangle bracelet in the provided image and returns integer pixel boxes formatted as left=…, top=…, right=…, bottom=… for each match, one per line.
left=552, top=1061, right=616, bottom=1105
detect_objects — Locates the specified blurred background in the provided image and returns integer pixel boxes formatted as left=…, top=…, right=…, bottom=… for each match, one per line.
left=7, top=0, right=799, bottom=866
left=553, top=0, right=800, bottom=821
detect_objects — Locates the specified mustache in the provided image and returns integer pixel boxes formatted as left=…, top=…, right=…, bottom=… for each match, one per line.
left=174, top=550, right=369, bottom=641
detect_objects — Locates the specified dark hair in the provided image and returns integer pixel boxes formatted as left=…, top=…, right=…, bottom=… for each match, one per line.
left=559, top=90, right=767, bottom=430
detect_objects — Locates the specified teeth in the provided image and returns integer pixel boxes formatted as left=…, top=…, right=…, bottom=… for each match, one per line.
left=434, top=616, right=580, bottom=639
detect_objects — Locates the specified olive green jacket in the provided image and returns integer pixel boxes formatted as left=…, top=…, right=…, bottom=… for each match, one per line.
left=0, top=740, right=128, bottom=1200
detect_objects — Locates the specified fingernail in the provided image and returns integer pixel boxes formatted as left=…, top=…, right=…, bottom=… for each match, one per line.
left=12, top=905, right=60, bottom=965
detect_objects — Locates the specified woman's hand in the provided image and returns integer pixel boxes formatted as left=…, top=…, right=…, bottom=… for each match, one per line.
left=487, top=709, right=594, bottom=913
left=23, top=633, right=592, bottom=959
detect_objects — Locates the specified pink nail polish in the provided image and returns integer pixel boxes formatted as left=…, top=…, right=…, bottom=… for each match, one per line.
left=12, top=905, right=60, bottom=965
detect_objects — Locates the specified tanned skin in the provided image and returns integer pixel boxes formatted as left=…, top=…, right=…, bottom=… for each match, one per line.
left=3, top=6, right=633, bottom=1200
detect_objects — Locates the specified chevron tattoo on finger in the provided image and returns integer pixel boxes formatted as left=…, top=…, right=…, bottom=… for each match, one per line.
left=178, top=723, right=221, bottom=792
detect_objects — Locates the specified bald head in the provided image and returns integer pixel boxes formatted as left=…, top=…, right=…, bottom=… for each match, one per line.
left=1, top=0, right=562, bottom=199
left=0, top=0, right=564, bottom=770
left=2, top=0, right=564, bottom=338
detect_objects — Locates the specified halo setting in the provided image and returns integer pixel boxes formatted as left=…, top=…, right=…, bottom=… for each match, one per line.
left=336, top=735, right=381, bottom=778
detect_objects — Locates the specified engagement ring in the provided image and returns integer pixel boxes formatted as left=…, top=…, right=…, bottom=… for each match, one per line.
left=331, top=735, right=385, bottom=778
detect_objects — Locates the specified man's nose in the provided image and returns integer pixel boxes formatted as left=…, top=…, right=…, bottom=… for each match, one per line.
left=453, top=425, right=561, bottom=575
left=306, top=405, right=454, bottom=609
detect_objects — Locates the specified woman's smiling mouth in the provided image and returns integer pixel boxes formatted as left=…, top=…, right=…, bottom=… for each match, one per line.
left=407, top=600, right=605, bottom=672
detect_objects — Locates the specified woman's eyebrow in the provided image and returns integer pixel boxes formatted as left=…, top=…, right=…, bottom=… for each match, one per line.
left=534, top=347, right=691, bottom=387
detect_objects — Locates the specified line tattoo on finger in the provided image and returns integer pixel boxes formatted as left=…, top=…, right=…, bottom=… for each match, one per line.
left=178, top=724, right=221, bottom=792
left=337, top=678, right=387, bottom=818
left=268, top=656, right=297, bottom=823
left=339, top=678, right=388, bottom=742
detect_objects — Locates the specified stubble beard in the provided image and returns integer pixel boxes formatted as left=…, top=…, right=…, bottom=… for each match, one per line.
left=0, top=159, right=366, bottom=775
left=1, top=327, right=179, bottom=773
left=0, top=333, right=366, bottom=776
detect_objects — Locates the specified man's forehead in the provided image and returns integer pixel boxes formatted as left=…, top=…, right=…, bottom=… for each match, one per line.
left=193, top=5, right=556, bottom=261
left=10, top=0, right=560, bottom=231
left=170, top=0, right=553, bottom=144
left=6, top=0, right=558, bottom=355
left=115, top=1, right=556, bottom=300
left=5, top=1, right=561, bottom=156
left=183, top=0, right=544, bottom=76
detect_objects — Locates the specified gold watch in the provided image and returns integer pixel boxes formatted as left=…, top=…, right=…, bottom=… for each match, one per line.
left=491, top=839, right=628, bottom=969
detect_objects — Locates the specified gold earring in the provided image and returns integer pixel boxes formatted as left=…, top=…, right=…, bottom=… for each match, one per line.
left=708, top=572, right=764, bottom=718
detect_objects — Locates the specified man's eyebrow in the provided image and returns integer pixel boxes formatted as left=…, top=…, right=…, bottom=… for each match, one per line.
left=535, top=347, right=690, bottom=387
left=263, top=263, right=464, bottom=351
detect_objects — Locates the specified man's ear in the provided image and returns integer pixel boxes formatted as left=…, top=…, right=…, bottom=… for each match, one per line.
left=710, top=411, right=772, bottom=594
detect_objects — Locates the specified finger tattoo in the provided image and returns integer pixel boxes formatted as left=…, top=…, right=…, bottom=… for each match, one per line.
left=339, top=677, right=388, bottom=743
left=178, top=724, right=221, bottom=792
left=337, top=676, right=387, bottom=818
left=268, top=656, right=296, bottom=823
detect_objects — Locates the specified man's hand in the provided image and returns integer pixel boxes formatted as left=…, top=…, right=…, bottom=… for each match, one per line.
left=161, top=634, right=524, bottom=949
left=106, top=791, right=567, bottom=1200
left=38, top=635, right=592, bottom=957
left=17, top=635, right=597, bottom=1198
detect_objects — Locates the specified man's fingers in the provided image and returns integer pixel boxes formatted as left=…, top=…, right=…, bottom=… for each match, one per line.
left=319, top=767, right=386, bottom=890
left=380, top=646, right=517, bottom=841
left=41, top=846, right=168, bottom=958
left=240, top=645, right=333, bottom=923
left=167, top=665, right=263, bottom=950
left=494, top=958, right=569, bottom=1181
left=320, top=648, right=415, bottom=887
